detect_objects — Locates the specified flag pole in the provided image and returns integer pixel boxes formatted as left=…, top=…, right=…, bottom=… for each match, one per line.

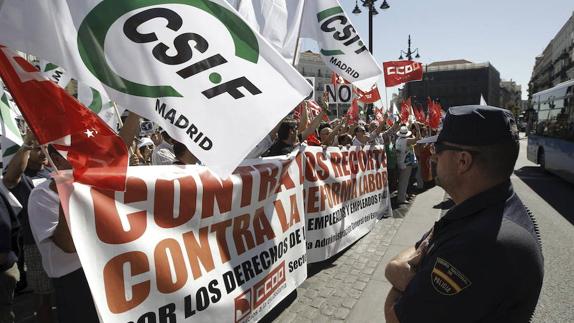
left=40, top=145, right=59, bottom=174
left=112, top=102, right=124, bottom=129
left=112, top=102, right=138, bottom=157
left=385, top=84, right=391, bottom=112
left=291, top=3, right=305, bottom=67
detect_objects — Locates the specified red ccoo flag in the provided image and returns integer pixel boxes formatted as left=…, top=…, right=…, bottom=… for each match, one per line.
left=383, top=60, right=424, bottom=87
left=0, top=45, right=128, bottom=191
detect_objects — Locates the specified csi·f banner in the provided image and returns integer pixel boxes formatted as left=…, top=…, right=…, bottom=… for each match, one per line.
left=0, top=0, right=312, bottom=178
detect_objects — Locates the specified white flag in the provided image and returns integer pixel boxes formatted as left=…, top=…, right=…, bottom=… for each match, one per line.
left=235, top=0, right=305, bottom=64
left=36, top=59, right=72, bottom=88
left=0, top=88, right=23, bottom=168
left=0, top=0, right=312, bottom=178
left=301, top=0, right=382, bottom=91
left=77, top=82, right=120, bottom=131
left=480, top=94, right=487, bottom=106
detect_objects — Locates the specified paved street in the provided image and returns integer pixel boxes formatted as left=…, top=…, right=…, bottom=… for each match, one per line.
left=267, top=136, right=574, bottom=323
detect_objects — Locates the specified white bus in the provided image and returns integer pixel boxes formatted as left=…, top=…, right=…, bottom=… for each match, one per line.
left=527, top=79, right=574, bottom=183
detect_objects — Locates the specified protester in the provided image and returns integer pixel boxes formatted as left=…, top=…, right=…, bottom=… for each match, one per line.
left=415, top=125, right=434, bottom=189
left=384, top=105, right=544, bottom=323
left=2, top=130, right=54, bottom=323
left=173, top=142, right=199, bottom=165
left=337, top=133, right=353, bottom=146
left=395, top=124, right=421, bottom=204
left=352, top=124, right=369, bottom=146
left=0, top=189, right=20, bottom=323
left=152, top=130, right=176, bottom=165
left=264, top=118, right=299, bottom=157
left=137, top=137, right=154, bottom=165
left=27, top=146, right=99, bottom=323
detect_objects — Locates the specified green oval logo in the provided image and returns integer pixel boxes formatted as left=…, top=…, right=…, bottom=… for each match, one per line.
left=78, top=0, right=260, bottom=98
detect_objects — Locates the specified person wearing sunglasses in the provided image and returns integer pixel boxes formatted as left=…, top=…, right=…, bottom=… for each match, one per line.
left=384, top=105, right=543, bottom=323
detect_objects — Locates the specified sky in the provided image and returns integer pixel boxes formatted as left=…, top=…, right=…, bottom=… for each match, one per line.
left=302, top=0, right=574, bottom=100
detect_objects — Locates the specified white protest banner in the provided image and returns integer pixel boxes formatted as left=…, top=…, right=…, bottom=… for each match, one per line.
left=57, top=154, right=307, bottom=323
left=302, top=145, right=391, bottom=262
left=301, top=0, right=383, bottom=91
left=0, top=0, right=312, bottom=178
left=234, top=0, right=305, bottom=64
left=36, top=59, right=72, bottom=88
left=0, top=88, right=23, bottom=168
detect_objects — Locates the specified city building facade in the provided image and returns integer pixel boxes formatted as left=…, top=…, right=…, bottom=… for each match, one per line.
left=529, top=11, right=574, bottom=96
left=296, top=50, right=331, bottom=104
left=500, top=79, right=522, bottom=114
left=403, top=59, right=501, bottom=110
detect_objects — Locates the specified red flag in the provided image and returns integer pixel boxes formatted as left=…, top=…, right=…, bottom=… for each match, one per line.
left=400, top=98, right=412, bottom=124
left=427, top=98, right=442, bottom=130
left=383, top=60, right=424, bottom=87
left=292, top=100, right=329, bottom=122
left=354, top=86, right=381, bottom=104
left=346, top=99, right=360, bottom=124
left=413, top=103, right=426, bottom=123
left=0, top=46, right=128, bottom=191
left=330, top=72, right=347, bottom=85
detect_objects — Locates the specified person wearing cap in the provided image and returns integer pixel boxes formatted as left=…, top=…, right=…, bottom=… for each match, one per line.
left=383, top=105, right=544, bottom=323
left=395, top=124, right=421, bottom=204
left=137, top=137, right=154, bottom=165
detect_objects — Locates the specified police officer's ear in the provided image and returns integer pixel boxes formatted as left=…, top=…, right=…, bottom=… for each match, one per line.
left=455, top=150, right=477, bottom=175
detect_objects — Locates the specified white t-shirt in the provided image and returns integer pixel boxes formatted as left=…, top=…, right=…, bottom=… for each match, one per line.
left=28, top=180, right=82, bottom=278
left=152, top=141, right=176, bottom=165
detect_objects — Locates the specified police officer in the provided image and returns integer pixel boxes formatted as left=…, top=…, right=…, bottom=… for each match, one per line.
left=383, top=105, right=544, bottom=323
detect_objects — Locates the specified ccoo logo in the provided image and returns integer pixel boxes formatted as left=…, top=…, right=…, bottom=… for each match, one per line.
left=77, top=0, right=262, bottom=99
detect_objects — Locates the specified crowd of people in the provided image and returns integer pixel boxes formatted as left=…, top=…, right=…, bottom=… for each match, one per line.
left=1, top=98, right=438, bottom=323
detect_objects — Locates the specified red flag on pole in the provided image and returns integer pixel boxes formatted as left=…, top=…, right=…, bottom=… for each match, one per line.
left=293, top=100, right=329, bottom=122
left=347, top=99, right=360, bottom=124
left=413, top=103, right=426, bottom=123
left=382, top=60, right=424, bottom=87
left=427, top=97, right=442, bottom=130
left=0, top=45, right=128, bottom=191
left=354, top=85, right=381, bottom=104
left=400, top=98, right=412, bottom=124
left=330, top=72, right=347, bottom=85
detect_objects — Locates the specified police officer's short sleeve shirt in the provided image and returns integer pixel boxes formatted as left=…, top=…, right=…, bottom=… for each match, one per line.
left=394, top=181, right=543, bottom=323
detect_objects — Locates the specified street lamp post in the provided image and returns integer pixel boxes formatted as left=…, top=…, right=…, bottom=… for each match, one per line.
left=352, top=0, right=389, bottom=120
left=352, top=0, right=390, bottom=54
left=399, top=35, right=420, bottom=60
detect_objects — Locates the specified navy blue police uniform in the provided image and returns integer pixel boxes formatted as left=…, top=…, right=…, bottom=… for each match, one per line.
left=394, top=106, right=544, bottom=323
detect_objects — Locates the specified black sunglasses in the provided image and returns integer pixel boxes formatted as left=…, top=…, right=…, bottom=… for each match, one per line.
left=432, top=142, right=480, bottom=155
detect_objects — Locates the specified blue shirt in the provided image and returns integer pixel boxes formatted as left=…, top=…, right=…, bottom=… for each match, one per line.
left=395, top=181, right=544, bottom=323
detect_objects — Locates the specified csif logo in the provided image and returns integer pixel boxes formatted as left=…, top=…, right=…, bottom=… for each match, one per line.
left=77, top=0, right=262, bottom=99
left=317, top=6, right=368, bottom=56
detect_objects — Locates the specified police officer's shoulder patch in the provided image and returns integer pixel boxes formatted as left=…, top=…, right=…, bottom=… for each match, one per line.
left=431, top=257, right=472, bottom=296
